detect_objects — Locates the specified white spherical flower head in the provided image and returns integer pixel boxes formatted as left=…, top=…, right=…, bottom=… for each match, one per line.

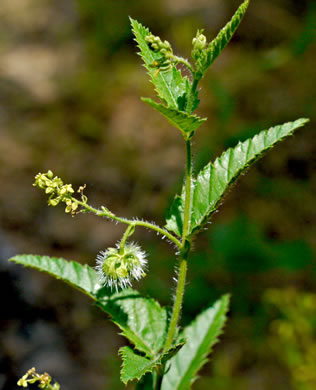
left=95, top=242, right=147, bottom=291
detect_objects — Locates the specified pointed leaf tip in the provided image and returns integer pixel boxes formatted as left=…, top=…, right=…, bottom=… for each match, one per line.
left=120, top=346, right=161, bottom=384
left=130, top=18, right=189, bottom=110
left=165, top=118, right=309, bottom=237
left=196, top=0, right=250, bottom=77
left=9, top=254, right=100, bottom=298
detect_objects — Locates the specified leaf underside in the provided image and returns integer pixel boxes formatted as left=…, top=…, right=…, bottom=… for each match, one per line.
left=9, top=255, right=168, bottom=359
left=130, top=17, right=189, bottom=110
left=142, top=97, right=207, bottom=139
left=166, top=118, right=309, bottom=237
left=161, top=295, right=230, bottom=390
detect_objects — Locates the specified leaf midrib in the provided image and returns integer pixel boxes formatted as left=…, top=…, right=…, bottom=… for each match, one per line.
left=190, top=119, right=309, bottom=235
left=177, top=315, right=223, bottom=388
left=10, top=256, right=98, bottom=299
left=169, top=299, right=228, bottom=389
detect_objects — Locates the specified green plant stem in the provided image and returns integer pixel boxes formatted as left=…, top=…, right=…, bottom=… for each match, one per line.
left=73, top=199, right=182, bottom=248
left=163, top=257, right=188, bottom=353
left=163, top=137, right=193, bottom=354
left=182, top=140, right=192, bottom=239
left=186, top=76, right=199, bottom=114
left=152, top=368, right=163, bottom=390
left=173, top=56, right=194, bottom=75
left=119, top=224, right=135, bottom=251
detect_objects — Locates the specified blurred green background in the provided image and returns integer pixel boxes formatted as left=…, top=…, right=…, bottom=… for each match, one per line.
left=0, top=0, right=315, bottom=389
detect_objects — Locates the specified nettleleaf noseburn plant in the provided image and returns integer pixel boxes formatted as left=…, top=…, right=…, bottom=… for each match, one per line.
left=11, top=1, right=309, bottom=389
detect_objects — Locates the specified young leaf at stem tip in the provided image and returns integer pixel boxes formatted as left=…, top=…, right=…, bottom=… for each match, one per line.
left=192, top=0, right=250, bottom=79
left=130, top=17, right=190, bottom=110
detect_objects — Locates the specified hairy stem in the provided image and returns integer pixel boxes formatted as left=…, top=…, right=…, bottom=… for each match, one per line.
left=182, top=140, right=192, bottom=239
left=163, top=257, right=188, bottom=353
left=119, top=224, right=135, bottom=251
left=73, top=199, right=182, bottom=248
left=186, top=76, right=199, bottom=114
left=163, top=137, right=193, bottom=353
left=173, top=56, right=194, bottom=75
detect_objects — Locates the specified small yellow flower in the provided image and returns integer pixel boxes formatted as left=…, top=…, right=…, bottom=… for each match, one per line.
left=17, top=374, right=29, bottom=387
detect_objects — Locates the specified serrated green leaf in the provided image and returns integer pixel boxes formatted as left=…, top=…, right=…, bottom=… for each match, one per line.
left=165, top=118, right=309, bottom=237
left=120, top=341, right=185, bottom=386
left=130, top=18, right=189, bottom=110
left=160, top=341, right=185, bottom=365
left=9, top=255, right=169, bottom=358
left=202, top=0, right=250, bottom=74
left=165, top=195, right=184, bottom=237
left=119, top=346, right=161, bottom=384
left=96, top=288, right=169, bottom=358
left=161, top=295, right=230, bottom=390
left=9, top=255, right=100, bottom=298
left=142, top=97, right=207, bottom=140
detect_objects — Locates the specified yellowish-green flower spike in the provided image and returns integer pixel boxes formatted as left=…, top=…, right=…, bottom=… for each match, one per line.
left=33, top=171, right=83, bottom=216
left=60, top=185, right=73, bottom=195
left=17, top=374, right=29, bottom=387
left=95, top=242, right=147, bottom=291
left=39, top=372, right=51, bottom=387
left=48, top=197, right=61, bottom=207
left=17, top=367, right=60, bottom=389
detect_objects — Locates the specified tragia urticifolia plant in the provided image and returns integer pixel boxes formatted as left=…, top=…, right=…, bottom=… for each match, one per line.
left=10, top=1, right=309, bottom=389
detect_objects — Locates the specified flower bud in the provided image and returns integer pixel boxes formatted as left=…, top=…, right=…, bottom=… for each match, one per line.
left=145, top=34, right=173, bottom=56
left=192, top=31, right=207, bottom=52
left=47, top=170, right=54, bottom=179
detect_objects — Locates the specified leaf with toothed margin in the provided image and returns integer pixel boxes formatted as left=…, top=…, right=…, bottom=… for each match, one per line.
left=95, top=288, right=169, bottom=358
left=130, top=17, right=190, bottom=110
left=161, top=295, right=230, bottom=390
left=119, top=346, right=162, bottom=384
left=197, top=0, right=250, bottom=77
left=119, top=340, right=185, bottom=385
left=165, top=118, right=310, bottom=237
left=9, top=255, right=100, bottom=298
left=142, top=97, right=207, bottom=140
left=9, top=255, right=169, bottom=359
left=165, top=195, right=185, bottom=237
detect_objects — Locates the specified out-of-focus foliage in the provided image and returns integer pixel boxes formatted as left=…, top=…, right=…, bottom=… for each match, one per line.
left=264, top=288, right=316, bottom=390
